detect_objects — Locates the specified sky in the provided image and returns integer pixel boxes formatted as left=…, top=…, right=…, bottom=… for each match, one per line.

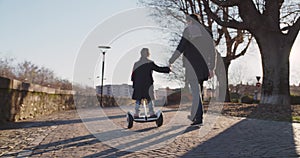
left=0, top=0, right=140, bottom=83
left=0, top=0, right=299, bottom=88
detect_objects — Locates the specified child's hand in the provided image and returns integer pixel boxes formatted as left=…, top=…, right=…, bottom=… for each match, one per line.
left=208, top=70, right=214, bottom=79
left=168, top=64, right=172, bottom=73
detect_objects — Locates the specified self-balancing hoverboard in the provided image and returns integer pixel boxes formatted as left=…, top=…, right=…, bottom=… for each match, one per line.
left=126, top=99, right=163, bottom=129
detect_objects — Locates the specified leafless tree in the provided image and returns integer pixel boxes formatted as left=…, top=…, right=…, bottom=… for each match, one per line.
left=15, top=61, right=39, bottom=83
left=139, top=0, right=253, bottom=102
left=202, top=0, right=300, bottom=105
left=0, top=57, right=16, bottom=79
left=0, top=58, right=73, bottom=90
left=54, top=78, right=73, bottom=90
left=228, top=64, right=247, bottom=86
left=35, top=66, right=56, bottom=87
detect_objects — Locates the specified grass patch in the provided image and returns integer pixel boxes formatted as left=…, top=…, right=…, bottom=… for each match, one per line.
left=292, top=116, right=300, bottom=123
left=222, top=103, right=300, bottom=123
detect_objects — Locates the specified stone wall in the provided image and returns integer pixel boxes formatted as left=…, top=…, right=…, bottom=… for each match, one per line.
left=0, top=77, right=136, bottom=122
left=0, top=77, right=75, bottom=122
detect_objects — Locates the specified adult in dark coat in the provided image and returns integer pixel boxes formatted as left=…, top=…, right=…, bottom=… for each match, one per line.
left=131, top=48, right=170, bottom=117
left=169, top=14, right=216, bottom=125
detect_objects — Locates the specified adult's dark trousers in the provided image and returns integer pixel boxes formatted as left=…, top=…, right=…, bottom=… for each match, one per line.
left=188, top=78, right=204, bottom=122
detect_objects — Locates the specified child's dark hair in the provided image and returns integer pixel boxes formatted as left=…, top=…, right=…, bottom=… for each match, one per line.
left=186, top=14, right=200, bottom=23
left=140, top=48, right=149, bottom=58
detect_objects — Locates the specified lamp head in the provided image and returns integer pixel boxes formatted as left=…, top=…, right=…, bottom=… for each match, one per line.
left=98, top=46, right=111, bottom=49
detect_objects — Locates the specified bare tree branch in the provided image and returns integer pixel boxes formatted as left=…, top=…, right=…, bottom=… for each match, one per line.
left=280, top=9, right=300, bottom=20
left=232, top=30, right=243, bottom=54
left=202, top=0, right=248, bottom=30
left=287, top=17, right=300, bottom=43
left=223, top=27, right=234, bottom=53
left=263, top=0, right=281, bottom=30
left=210, top=0, right=240, bottom=7
left=233, top=35, right=253, bottom=60
left=237, top=0, right=264, bottom=29
left=187, top=0, right=196, bottom=13
left=214, top=28, right=224, bottom=45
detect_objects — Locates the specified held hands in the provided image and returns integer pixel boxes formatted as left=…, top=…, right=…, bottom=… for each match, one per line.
left=208, top=70, right=214, bottom=79
left=168, top=63, right=172, bottom=73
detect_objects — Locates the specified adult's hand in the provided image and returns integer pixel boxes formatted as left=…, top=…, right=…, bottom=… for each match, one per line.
left=208, top=70, right=214, bottom=79
left=168, top=64, right=172, bottom=73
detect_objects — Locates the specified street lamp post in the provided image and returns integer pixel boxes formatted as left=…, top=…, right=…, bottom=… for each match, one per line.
left=98, top=46, right=111, bottom=107
left=254, top=76, right=261, bottom=101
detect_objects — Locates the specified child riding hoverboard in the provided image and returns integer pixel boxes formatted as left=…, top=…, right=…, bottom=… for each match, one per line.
left=127, top=48, right=170, bottom=129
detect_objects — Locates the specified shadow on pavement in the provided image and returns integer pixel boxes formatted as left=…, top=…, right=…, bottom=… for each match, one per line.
left=182, top=103, right=299, bottom=157
left=2, top=134, right=99, bottom=157
left=2, top=123, right=199, bottom=157
left=84, top=125, right=199, bottom=157
left=0, top=107, right=180, bottom=130
left=0, top=111, right=130, bottom=130
left=0, top=117, right=103, bottom=130
left=6, top=104, right=297, bottom=157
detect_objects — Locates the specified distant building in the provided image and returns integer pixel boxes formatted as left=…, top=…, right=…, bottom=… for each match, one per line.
left=203, top=88, right=215, bottom=101
left=96, top=84, right=230, bottom=104
left=155, top=88, right=168, bottom=100
left=155, top=87, right=175, bottom=105
left=291, top=85, right=300, bottom=96
left=96, top=84, right=133, bottom=98
left=228, top=83, right=262, bottom=101
left=229, top=83, right=261, bottom=95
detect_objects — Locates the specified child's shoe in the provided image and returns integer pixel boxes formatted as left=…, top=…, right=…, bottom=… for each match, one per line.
left=134, top=113, right=139, bottom=118
left=149, top=111, right=157, bottom=118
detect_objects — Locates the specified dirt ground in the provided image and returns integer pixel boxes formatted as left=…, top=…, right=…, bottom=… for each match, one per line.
left=220, top=103, right=300, bottom=123
left=165, top=102, right=300, bottom=123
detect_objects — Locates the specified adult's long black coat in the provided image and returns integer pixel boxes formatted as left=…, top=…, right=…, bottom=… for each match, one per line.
left=131, top=58, right=170, bottom=100
left=169, top=23, right=216, bottom=83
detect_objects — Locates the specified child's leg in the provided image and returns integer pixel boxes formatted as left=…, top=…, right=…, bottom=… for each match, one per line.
left=135, top=100, right=141, bottom=116
left=147, top=99, right=155, bottom=115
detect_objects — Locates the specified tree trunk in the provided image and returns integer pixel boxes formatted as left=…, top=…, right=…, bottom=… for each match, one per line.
left=255, top=32, right=291, bottom=105
left=215, top=54, right=231, bottom=102
left=223, top=58, right=231, bottom=102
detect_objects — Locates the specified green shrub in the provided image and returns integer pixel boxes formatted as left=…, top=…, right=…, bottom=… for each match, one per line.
left=253, top=100, right=260, bottom=104
left=291, top=95, right=300, bottom=105
left=231, top=98, right=239, bottom=103
left=230, top=92, right=240, bottom=100
left=241, top=95, right=254, bottom=104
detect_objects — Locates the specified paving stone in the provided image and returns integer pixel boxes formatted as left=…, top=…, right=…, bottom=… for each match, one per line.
left=0, top=106, right=300, bottom=157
